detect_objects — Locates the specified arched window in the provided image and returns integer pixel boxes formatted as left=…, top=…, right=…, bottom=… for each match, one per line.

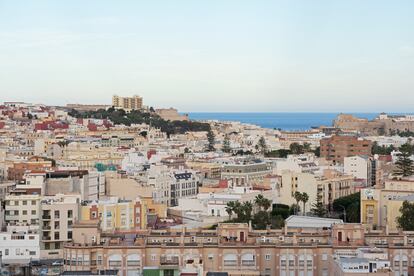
left=241, top=253, right=255, bottom=267
left=108, top=254, right=122, bottom=268
left=223, top=254, right=238, bottom=266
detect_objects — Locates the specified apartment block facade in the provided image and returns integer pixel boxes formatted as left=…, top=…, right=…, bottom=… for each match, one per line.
left=112, top=95, right=143, bottom=111
left=63, top=221, right=414, bottom=276
left=320, top=135, right=372, bottom=164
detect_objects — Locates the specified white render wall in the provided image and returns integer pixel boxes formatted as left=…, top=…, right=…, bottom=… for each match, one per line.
left=0, top=232, right=40, bottom=264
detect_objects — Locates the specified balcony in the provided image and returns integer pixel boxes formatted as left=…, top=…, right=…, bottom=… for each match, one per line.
left=42, top=215, right=51, bottom=220
left=223, top=260, right=238, bottom=267
left=42, top=236, right=51, bottom=241
left=127, top=260, right=141, bottom=267
left=241, top=260, right=256, bottom=267
left=160, top=256, right=179, bottom=266
left=42, top=226, right=51, bottom=231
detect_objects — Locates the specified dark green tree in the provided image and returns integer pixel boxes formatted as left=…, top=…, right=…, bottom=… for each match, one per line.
left=255, top=194, right=271, bottom=211
left=257, top=137, right=267, bottom=154
left=394, top=143, right=414, bottom=177
left=301, top=192, right=309, bottom=216
left=333, top=192, right=361, bottom=223
left=271, top=215, right=285, bottom=229
left=290, top=143, right=304, bottom=154
left=222, top=135, right=231, bottom=153
left=294, top=191, right=302, bottom=215
left=206, top=130, right=216, bottom=152
left=253, top=211, right=271, bottom=230
left=311, top=194, right=327, bottom=217
left=397, top=201, right=414, bottom=231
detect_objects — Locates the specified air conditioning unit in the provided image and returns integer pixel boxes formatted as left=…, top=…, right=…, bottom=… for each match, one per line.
left=279, top=236, right=285, bottom=241
left=168, top=238, right=173, bottom=242
left=207, top=238, right=212, bottom=243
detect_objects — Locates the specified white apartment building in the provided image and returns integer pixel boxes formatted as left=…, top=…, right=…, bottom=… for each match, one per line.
left=5, top=194, right=41, bottom=225
left=344, top=155, right=372, bottom=186
left=170, top=170, right=200, bottom=206
left=147, top=165, right=172, bottom=206
left=0, top=229, right=40, bottom=265
left=274, top=153, right=320, bottom=175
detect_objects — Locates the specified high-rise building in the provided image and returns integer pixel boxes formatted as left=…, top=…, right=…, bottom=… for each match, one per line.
left=112, top=95, right=143, bottom=111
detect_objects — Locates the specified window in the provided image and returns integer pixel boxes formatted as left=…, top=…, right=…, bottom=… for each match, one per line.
left=322, top=254, right=328, bottom=261
left=22, top=200, right=27, bottom=205
left=97, top=255, right=103, bottom=265
left=23, top=210, right=27, bottom=215
left=68, top=210, right=73, bottom=218
left=164, top=270, right=174, bottom=276
left=31, top=200, right=36, bottom=205
left=54, top=210, right=60, bottom=219
left=54, top=232, right=60, bottom=240
left=151, top=255, right=156, bottom=261
left=5, top=249, right=9, bottom=255
left=265, top=254, right=271, bottom=261
left=31, top=210, right=36, bottom=215
left=68, top=231, right=72, bottom=239
left=29, top=251, right=36, bottom=256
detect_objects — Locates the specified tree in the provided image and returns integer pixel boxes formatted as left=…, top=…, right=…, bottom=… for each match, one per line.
left=271, top=214, right=285, bottom=229
left=253, top=211, right=271, bottom=230
left=290, top=143, right=304, bottom=154
left=225, top=201, right=235, bottom=220
left=241, top=201, right=253, bottom=222
left=394, top=143, right=414, bottom=177
left=294, top=192, right=302, bottom=215
left=333, top=192, right=361, bottom=223
left=206, top=130, right=216, bottom=152
left=311, top=194, right=327, bottom=217
left=255, top=194, right=271, bottom=211
left=222, top=135, right=231, bottom=153
left=301, top=193, right=309, bottom=216
left=397, top=201, right=414, bottom=231
left=257, top=137, right=267, bottom=155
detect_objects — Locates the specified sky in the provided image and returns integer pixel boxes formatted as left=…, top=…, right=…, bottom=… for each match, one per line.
left=0, top=0, right=413, bottom=112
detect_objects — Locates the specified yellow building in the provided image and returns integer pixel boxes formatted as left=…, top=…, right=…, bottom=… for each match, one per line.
left=361, top=180, right=414, bottom=230
left=80, top=197, right=166, bottom=232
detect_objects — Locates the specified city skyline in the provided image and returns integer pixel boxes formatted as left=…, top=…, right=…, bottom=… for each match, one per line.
left=1, top=1, right=414, bottom=112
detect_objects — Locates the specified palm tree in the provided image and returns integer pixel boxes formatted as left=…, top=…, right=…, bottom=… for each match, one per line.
left=242, top=201, right=253, bottom=221
left=294, top=191, right=302, bottom=215
left=226, top=201, right=235, bottom=220
left=255, top=194, right=272, bottom=212
left=262, top=197, right=271, bottom=211
left=301, top=193, right=309, bottom=216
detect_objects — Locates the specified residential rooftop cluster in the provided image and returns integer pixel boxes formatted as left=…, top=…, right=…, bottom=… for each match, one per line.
left=1, top=97, right=414, bottom=276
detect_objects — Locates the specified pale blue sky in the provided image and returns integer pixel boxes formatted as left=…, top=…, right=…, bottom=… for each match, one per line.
left=0, top=0, right=413, bottom=112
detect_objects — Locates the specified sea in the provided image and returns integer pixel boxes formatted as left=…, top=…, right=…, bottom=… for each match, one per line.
left=187, top=113, right=379, bottom=131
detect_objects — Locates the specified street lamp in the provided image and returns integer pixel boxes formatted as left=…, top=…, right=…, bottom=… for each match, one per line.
left=338, top=205, right=347, bottom=222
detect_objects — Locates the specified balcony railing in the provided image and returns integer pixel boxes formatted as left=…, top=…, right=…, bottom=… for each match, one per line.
left=223, top=260, right=238, bottom=267
left=160, top=256, right=179, bottom=266
left=127, top=260, right=141, bottom=267
left=42, top=215, right=51, bottom=220
left=108, top=260, right=122, bottom=267
left=241, top=260, right=256, bottom=267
